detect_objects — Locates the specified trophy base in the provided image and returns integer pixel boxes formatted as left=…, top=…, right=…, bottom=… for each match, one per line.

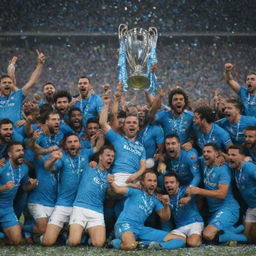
left=127, top=75, right=150, bottom=90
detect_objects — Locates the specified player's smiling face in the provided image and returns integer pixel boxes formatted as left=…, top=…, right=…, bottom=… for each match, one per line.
left=123, top=116, right=139, bottom=139
left=64, top=135, right=81, bottom=156
left=141, top=172, right=157, bottom=195
left=246, top=74, right=256, bottom=94
left=78, top=78, right=91, bottom=98
left=164, top=176, right=179, bottom=196
left=171, top=94, right=185, bottom=115
left=99, top=149, right=115, bottom=170
left=70, top=110, right=83, bottom=128
left=203, top=146, right=217, bottom=168
left=55, top=97, right=70, bottom=114
left=244, top=130, right=256, bottom=149
left=165, top=137, right=180, bottom=158
left=46, top=113, right=60, bottom=134
left=8, top=144, right=24, bottom=166
left=228, top=148, right=243, bottom=169
left=0, top=123, right=13, bottom=142
left=224, top=103, right=240, bottom=122
left=43, top=83, right=55, bottom=97
left=86, top=122, right=100, bottom=137
left=0, top=77, right=13, bottom=97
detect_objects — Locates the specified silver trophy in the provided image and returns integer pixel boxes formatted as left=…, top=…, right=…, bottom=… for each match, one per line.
left=118, top=24, right=158, bottom=90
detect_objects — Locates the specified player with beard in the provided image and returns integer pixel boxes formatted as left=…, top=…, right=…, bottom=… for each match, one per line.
left=187, top=143, right=247, bottom=244
left=153, top=88, right=194, bottom=147
left=193, top=105, right=232, bottom=154
left=0, top=119, right=24, bottom=160
left=158, top=134, right=200, bottom=189
left=60, top=107, right=84, bottom=137
left=100, top=96, right=146, bottom=186
left=53, top=90, right=72, bottom=124
left=224, top=63, right=256, bottom=117
left=0, top=142, right=38, bottom=244
left=216, top=99, right=256, bottom=144
left=156, top=173, right=203, bottom=248
left=39, top=82, right=56, bottom=106
left=42, top=133, right=103, bottom=246
left=0, top=50, right=45, bottom=124
left=73, top=76, right=103, bottom=126
left=68, top=145, right=115, bottom=247
left=228, top=145, right=256, bottom=242
left=244, top=126, right=256, bottom=161
left=34, top=111, right=64, bottom=155
left=109, top=171, right=172, bottom=250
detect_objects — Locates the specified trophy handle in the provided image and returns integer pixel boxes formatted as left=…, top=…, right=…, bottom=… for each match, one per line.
left=118, top=24, right=128, bottom=39
left=149, top=27, right=158, bottom=38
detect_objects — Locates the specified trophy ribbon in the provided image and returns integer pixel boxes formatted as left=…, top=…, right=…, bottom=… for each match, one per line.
left=118, top=36, right=128, bottom=91
left=147, top=27, right=159, bottom=95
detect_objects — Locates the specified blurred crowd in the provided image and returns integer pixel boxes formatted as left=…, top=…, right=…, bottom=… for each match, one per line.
left=1, top=0, right=254, bottom=33
left=0, top=37, right=255, bottom=106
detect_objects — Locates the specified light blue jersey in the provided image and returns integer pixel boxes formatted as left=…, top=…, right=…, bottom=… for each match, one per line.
left=27, top=155, right=58, bottom=207
left=0, top=161, right=29, bottom=208
left=74, top=94, right=103, bottom=125
left=0, top=89, right=25, bottom=123
left=216, top=115, right=256, bottom=144
left=137, top=124, right=164, bottom=158
left=73, top=166, right=109, bottom=214
left=156, top=109, right=194, bottom=144
left=116, top=188, right=164, bottom=226
left=35, top=129, right=64, bottom=148
left=234, top=161, right=256, bottom=208
left=166, top=149, right=201, bottom=187
left=54, top=148, right=93, bottom=207
left=60, top=123, right=85, bottom=138
left=238, top=86, right=256, bottom=117
left=248, top=150, right=256, bottom=162
left=202, top=162, right=239, bottom=213
left=59, top=123, right=90, bottom=149
left=105, top=128, right=146, bottom=174
left=169, top=186, right=203, bottom=227
left=193, top=123, right=232, bottom=153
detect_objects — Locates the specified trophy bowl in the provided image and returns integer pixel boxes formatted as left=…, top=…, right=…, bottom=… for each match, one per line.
left=119, top=25, right=157, bottom=90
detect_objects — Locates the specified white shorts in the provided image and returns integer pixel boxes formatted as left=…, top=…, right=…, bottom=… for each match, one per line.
left=245, top=208, right=256, bottom=223
left=69, top=206, right=105, bottom=229
left=28, top=203, right=54, bottom=219
left=171, top=222, right=204, bottom=238
left=48, top=206, right=73, bottom=228
left=113, top=172, right=139, bottom=186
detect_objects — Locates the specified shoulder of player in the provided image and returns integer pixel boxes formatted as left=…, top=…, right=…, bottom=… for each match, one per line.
left=243, top=161, right=256, bottom=171
left=213, top=123, right=230, bottom=135
left=215, top=117, right=227, bottom=125
left=181, top=148, right=198, bottom=161
left=183, top=109, right=194, bottom=117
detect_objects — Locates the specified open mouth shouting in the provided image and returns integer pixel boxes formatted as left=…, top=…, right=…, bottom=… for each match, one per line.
left=147, top=185, right=156, bottom=195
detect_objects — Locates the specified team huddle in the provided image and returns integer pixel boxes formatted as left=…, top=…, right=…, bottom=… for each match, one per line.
left=1, top=51, right=256, bottom=250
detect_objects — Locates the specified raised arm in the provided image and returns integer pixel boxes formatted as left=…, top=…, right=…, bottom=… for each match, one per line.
left=22, top=50, right=45, bottom=96
left=99, top=95, right=112, bottom=133
left=156, top=194, right=171, bottom=221
left=224, top=63, right=240, bottom=93
left=108, top=174, right=128, bottom=195
left=148, top=88, right=165, bottom=122
left=44, top=150, right=62, bottom=171
left=7, top=56, right=18, bottom=90
left=110, top=90, right=122, bottom=132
